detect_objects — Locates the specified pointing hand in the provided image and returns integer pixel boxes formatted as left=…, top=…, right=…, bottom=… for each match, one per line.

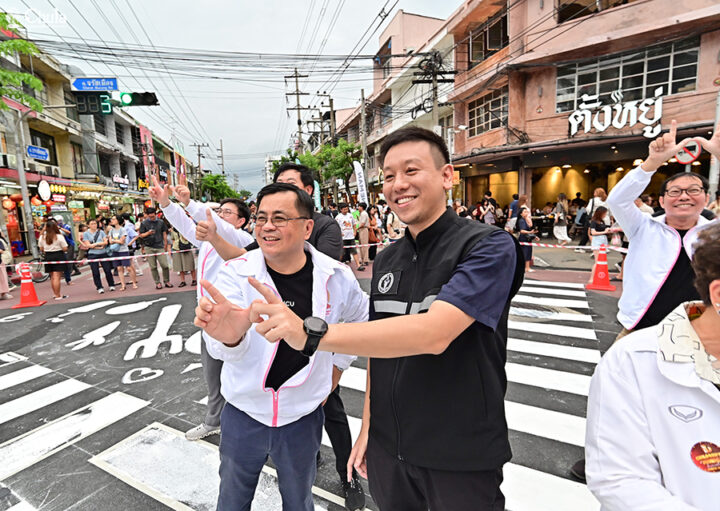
left=149, top=175, right=171, bottom=207
left=194, top=279, right=251, bottom=345
left=248, top=277, right=307, bottom=351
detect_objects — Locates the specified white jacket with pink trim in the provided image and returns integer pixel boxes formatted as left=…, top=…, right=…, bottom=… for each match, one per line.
left=204, top=243, right=366, bottom=427
left=606, top=166, right=715, bottom=329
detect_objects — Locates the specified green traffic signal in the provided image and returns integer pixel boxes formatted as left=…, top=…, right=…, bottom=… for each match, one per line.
left=117, top=92, right=159, bottom=107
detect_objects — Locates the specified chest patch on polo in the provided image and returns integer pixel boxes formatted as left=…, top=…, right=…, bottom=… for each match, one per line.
left=690, top=441, right=720, bottom=473
left=376, top=271, right=401, bottom=295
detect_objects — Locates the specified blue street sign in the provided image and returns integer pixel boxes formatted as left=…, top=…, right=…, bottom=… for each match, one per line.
left=71, top=77, right=118, bottom=92
left=26, top=145, right=49, bottom=161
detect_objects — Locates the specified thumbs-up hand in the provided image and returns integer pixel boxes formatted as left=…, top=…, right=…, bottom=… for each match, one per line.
left=248, top=276, right=308, bottom=351
left=194, top=279, right=252, bottom=345
left=196, top=208, right=218, bottom=242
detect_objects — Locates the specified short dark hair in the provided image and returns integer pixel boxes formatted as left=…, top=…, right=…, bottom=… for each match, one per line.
left=512, top=194, right=519, bottom=200
left=379, top=126, right=449, bottom=168
left=256, top=182, right=314, bottom=219
left=338, top=202, right=348, bottom=210
left=659, top=172, right=709, bottom=196
left=358, top=202, right=367, bottom=210
left=219, top=198, right=250, bottom=224
left=692, top=222, right=720, bottom=305
left=484, top=191, right=492, bottom=197
left=329, top=202, right=337, bottom=208
left=145, top=207, right=156, bottom=214
left=274, top=162, right=315, bottom=192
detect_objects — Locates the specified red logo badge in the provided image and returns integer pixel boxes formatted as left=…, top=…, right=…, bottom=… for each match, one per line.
left=690, top=442, right=720, bottom=473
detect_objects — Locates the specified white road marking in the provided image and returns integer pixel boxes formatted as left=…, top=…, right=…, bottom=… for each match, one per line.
left=512, top=295, right=589, bottom=309
left=506, top=363, right=591, bottom=396
left=508, top=320, right=597, bottom=340
left=339, top=366, right=367, bottom=393
left=0, top=365, right=52, bottom=392
left=502, top=463, right=599, bottom=510
left=507, top=338, right=601, bottom=364
left=518, top=286, right=587, bottom=297
left=504, top=401, right=586, bottom=447
left=510, top=307, right=593, bottom=323
left=0, top=379, right=90, bottom=426
left=0, top=352, right=27, bottom=368
left=522, top=280, right=586, bottom=289
left=0, top=392, right=148, bottom=481
left=7, top=501, right=37, bottom=511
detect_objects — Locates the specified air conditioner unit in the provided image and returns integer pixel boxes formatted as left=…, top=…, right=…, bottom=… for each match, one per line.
left=0, top=153, right=9, bottom=167
left=28, top=162, right=38, bottom=173
left=50, top=167, right=60, bottom=177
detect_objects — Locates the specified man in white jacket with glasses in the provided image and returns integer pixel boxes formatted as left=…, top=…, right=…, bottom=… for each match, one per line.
left=194, top=182, right=367, bottom=511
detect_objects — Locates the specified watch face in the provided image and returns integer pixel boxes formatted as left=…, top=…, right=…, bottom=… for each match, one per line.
left=305, top=316, right=327, bottom=334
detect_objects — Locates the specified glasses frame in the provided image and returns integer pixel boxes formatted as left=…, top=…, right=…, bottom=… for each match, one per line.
left=664, top=186, right=706, bottom=198
left=255, top=215, right=310, bottom=228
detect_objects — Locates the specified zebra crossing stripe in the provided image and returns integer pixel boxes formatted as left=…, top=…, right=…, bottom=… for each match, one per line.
left=5, top=502, right=37, bottom=511
left=508, top=320, right=598, bottom=340
left=505, top=363, right=591, bottom=396
left=522, top=280, right=586, bottom=289
left=507, top=338, right=601, bottom=364
left=0, top=365, right=52, bottom=392
left=518, top=286, right=587, bottom=298
left=505, top=401, right=586, bottom=447
left=512, top=295, right=589, bottom=309
left=502, top=463, right=599, bottom=510
left=510, top=306, right=593, bottom=323
left=0, top=352, right=27, bottom=368
left=0, top=392, right=149, bottom=481
left=0, top=379, right=90, bottom=426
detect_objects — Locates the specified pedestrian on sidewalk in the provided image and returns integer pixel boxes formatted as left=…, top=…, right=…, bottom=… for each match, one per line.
left=356, top=202, right=370, bottom=267
left=193, top=183, right=366, bottom=511
left=149, top=176, right=253, bottom=444
left=242, top=127, right=525, bottom=511
left=575, top=188, right=608, bottom=251
left=517, top=206, right=537, bottom=273
left=585, top=222, right=720, bottom=510
left=170, top=228, right=196, bottom=287
left=38, top=219, right=69, bottom=300
left=122, top=213, right=143, bottom=277
left=336, top=203, right=362, bottom=270
left=553, top=193, right=571, bottom=245
left=139, top=207, right=172, bottom=290
left=109, top=215, right=137, bottom=290
left=0, top=232, right=13, bottom=300
left=82, top=219, right=116, bottom=294
left=55, top=215, right=79, bottom=282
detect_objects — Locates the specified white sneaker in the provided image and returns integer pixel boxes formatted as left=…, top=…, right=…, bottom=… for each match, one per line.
left=185, top=423, right=220, bottom=441
left=98, top=288, right=105, bottom=294
left=0, top=294, right=12, bottom=300
left=109, top=286, right=116, bottom=292
left=137, top=271, right=144, bottom=276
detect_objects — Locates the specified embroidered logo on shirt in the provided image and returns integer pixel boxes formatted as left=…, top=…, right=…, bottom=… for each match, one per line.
left=378, top=272, right=394, bottom=294
left=669, top=405, right=703, bottom=423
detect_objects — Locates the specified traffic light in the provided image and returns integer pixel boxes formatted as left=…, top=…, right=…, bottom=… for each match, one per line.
left=73, top=92, right=113, bottom=115
left=118, top=92, right=159, bottom=107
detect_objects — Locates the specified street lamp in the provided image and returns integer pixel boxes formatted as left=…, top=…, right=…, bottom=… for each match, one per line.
left=12, top=104, right=75, bottom=258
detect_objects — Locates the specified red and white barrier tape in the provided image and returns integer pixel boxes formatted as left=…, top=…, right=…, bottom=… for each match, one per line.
left=29, top=247, right=199, bottom=266
left=518, top=242, right=628, bottom=254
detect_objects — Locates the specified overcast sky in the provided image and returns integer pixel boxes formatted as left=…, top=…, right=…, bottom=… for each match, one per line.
left=8, top=0, right=460, bottom=197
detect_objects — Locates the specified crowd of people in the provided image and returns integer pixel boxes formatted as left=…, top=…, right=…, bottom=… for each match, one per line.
left=6, top=120, right=719, bottom=510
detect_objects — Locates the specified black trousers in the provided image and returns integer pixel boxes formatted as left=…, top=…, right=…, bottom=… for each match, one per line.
left=88, top=253, right=116, bottom=290
left=366, top=437, right=505, bottom=511
left=577, top=225, right=590, bottom=246
left=322, top=386, right=353, bottom=480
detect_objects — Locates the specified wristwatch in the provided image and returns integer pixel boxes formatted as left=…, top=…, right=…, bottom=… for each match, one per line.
left=302, top=316, right=328, bottom=357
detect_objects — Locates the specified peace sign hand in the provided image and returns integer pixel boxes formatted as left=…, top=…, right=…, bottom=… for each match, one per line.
left=696, top=119, right=720, bottom=159
left=248, top=277, right=307, bottom=351
left=194, top=279, right=252, bottom=345
left=644, top=119, right=697, bottom=172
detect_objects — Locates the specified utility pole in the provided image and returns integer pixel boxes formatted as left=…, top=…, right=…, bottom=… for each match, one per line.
left=285, top=68, right=311, bottom=152
left=412, top=51, right=457, bottom=130
left=317, top=91, right=336, bottom=145
left=190, top=142, right=209, bottom=200
left=218, top=138, right=225, bottom=176
left=360, top=89, right=369, bottom=166
left=709, top=88, right=720, bottom=197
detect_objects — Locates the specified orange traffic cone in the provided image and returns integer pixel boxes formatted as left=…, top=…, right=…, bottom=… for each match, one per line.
left=12, top=262, right=47, bottom=309
left=585, top=245, right=616, bottom=292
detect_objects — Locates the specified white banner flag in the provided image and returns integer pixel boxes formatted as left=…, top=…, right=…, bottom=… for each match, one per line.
left=352, top=160, right=369, bottom=205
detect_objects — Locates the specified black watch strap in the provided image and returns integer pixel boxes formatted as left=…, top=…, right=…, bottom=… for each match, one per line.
left=302, top=317, right=328, bottom=357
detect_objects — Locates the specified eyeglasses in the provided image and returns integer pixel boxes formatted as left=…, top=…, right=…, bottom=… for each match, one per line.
left=664, top=186, right=706, bottom=198
left=213, top=208, right=238, bottom=217
left=255, top=215, right=309, bottom=227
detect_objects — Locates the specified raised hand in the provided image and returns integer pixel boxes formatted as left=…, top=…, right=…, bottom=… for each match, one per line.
left=194, top=279, right=252, bottom=345
left=149, top=175, right=171, bottom=207
left=696, top=119, right=720, bottom=159
left=644, top=119, right=697, bottom=172
left=173, top=184, right=191, bottom=206
left=196, top=208, right=218, bottom=242
left=248, top=276, right=307, bottom=350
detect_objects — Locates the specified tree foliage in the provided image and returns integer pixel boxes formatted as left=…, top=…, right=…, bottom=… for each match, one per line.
left=0, top=14, right=44, bottom=113
left=200, top=174, right=252, bottom=202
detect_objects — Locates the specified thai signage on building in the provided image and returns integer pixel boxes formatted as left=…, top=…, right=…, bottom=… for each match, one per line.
left=138, top=178, right=148, bottom=190
left=568, top=87, right=663, bottom=139
left=113, top=175, right=129, bottom=190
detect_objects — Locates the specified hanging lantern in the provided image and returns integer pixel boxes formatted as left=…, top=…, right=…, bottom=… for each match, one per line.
left=2, top=198, right=16, bottom=210
left=10, top=193, right=22, bottom=202
left=31, top=196, right=42, bottom=206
